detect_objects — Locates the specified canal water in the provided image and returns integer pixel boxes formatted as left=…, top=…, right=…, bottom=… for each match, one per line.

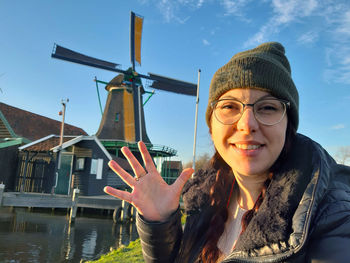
left=0, top=207, right=139, bottom=262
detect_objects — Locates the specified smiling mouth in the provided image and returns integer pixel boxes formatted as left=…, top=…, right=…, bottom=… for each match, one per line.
left=234, top=144, right=264, bottom=150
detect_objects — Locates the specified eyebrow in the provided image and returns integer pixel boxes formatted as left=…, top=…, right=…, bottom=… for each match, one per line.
left=220, top=94, right=276, bottom=100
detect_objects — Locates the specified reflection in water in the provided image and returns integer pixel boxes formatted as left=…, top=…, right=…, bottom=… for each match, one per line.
left=0, top=207, right=138, bottom=262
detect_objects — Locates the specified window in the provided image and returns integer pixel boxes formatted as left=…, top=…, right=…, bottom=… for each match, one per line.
left=115, top=113, right=120, bottom=122
left=90, top=159, right=97, bottom=174
left=90, top=158, right=103, bottom=180
left=76, top=158, right=85, bottom=171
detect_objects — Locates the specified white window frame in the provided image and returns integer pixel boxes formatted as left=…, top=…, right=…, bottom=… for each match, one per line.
left=96, top=159, right=103, bottom=179
left=76, top=157, right=85, bottom=171
left=90, top=159, right=98, bottom=174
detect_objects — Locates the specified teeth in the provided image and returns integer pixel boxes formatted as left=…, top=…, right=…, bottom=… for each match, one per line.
left=235, top=144, right=261, bottom=150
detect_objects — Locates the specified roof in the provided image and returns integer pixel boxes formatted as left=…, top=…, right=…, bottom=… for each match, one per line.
left=18, top=135, right=77, bottom=152
left=19, top=135, right=113, bottom=160
left=0, top=138, right=24, bottom=149
left=51, top=135, right=113, bottom=160
left=0, top=102, right=87, bottom=142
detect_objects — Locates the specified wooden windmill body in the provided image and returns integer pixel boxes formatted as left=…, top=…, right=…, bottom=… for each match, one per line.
left=96, top=74, right=151, bottom=143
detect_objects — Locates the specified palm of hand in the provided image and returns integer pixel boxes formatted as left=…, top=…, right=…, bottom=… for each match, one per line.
left=104, top=141, right=194, bottom=222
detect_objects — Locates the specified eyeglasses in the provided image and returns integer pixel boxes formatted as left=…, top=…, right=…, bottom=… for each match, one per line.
left=211, top=97, right=290, bottom=126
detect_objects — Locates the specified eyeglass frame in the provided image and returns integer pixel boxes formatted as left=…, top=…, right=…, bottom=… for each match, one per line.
left=210, top=97, right=290, bottom=126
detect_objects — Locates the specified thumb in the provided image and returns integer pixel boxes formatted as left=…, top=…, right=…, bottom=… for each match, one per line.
left=172, top=168, right=194, bottom=194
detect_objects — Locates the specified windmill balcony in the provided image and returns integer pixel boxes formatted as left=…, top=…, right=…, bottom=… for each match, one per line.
left=101, top=140, right=177, bottom=158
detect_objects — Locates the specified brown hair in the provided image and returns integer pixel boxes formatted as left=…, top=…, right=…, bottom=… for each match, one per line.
left=201, top=118, right=296, bottom=263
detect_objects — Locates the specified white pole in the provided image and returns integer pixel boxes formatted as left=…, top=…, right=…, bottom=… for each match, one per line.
left=58, top=98, right=69, bottom=169
left=138, top=86, right=143, bottom=142
left=192, top=69, right=201, bottom=171
left=59, top=99, right=68, bottom=146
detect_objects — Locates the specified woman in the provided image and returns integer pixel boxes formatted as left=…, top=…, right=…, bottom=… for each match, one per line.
left=104, top=42, right=350, bottom=262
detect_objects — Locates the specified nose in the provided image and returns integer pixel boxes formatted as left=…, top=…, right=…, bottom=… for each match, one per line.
left=236, top=107, right=259, bottom=133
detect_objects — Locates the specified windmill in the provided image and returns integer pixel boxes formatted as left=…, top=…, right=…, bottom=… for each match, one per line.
left=51, top=12, right=197, bottom=149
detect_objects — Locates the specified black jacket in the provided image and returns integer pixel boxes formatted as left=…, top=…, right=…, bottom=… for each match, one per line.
left=136, top=134, right=350, bottom=262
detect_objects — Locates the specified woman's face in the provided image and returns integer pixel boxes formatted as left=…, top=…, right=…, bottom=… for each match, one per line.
left=210, top=88, right=288, bottom=177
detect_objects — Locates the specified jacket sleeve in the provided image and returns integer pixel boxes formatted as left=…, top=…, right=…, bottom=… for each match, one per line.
left=307, top=187, right=350, bottom=263
left=136, top=208, right=183, bottom=263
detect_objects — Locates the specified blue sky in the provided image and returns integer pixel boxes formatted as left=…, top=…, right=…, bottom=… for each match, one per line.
left=1, top=0, right=350, bottom=163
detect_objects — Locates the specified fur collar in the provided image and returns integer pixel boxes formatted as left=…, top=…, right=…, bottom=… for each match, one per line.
left=182, top=134, right=334, bottom=253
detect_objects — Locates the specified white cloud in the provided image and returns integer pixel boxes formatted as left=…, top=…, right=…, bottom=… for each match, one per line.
left=331, top=124, right=346, bottom=130
left=244, top=21, right=279, bottom=47
left=202, top=39, right=210, bottom=45
left=221, top=0, right=251, bottom=14
left=241, top=0, right=350, bottom=85
left=208, top=26, right=221, bottom=35
left=154, top=0, right=207, bottom=23
left=196, top=0, right=205, bottom=8
left=157, top=0, right=181, bottom=23
left=154, top=0, right=253, bottom=21
left=323, top=8, right=350, bottom=84
left=271, top=0, right=317, bottom=23
left=324, top=67, right=350, bottom=84
left=297, top=31, right=319, bottom=44
left=335, top=11, right=350, bottom=35
left=144, top=0, right=350, bottom=85
left=220, top=0, right=253, bottom=21
left=244, top=0, right=318, bottom=47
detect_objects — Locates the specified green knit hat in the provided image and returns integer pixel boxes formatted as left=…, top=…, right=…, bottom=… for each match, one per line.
left=205, top=42, right=299, bottom=130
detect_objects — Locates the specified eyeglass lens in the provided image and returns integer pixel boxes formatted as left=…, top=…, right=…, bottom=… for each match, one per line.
left=213, top=99, right=287, bottom=125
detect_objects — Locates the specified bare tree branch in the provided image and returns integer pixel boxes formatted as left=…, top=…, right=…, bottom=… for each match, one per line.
left=183, top=153, right=211, bottom=171
left=335, top=146, right=350, bottom=165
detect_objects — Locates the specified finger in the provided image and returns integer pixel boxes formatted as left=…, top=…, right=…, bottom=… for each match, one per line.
left=138, top=141, right=157, bottom=172
left=108, top=160, right=135, bottom=188
left=121, top=147, right=146, bottom=177
left=172, top=168, right=194, bottom=194
left=104, top=186, right=133, bottom=203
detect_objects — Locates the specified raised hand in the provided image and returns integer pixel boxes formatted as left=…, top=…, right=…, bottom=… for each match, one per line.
left=104, top=141, right=194, bottom=222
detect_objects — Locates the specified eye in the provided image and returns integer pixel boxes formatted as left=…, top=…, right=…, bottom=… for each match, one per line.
left=217, top=101, right=241, bottom=111
left=259, top=105, right=278, bottom=111
left=255, top=100, right=282, bottom=113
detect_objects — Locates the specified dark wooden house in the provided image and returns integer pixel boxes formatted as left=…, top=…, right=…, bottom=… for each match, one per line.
left=19, top=135, right=132, bottom=196
left=0, top=101, right=179, bottom=196
left=0, top=102, right=87, bottom=192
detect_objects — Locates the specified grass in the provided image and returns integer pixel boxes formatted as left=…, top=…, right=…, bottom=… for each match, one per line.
left=86, top=239, right=144, bottom=263
left=86, top=212, right=187, bottom=263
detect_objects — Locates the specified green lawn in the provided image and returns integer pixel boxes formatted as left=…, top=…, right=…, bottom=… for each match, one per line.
left=87, top=212, right=186, bottom=262
left=86, top=239, right=144, bottom=263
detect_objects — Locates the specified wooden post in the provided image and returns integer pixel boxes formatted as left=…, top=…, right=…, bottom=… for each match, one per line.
left=0, top=184, right=5, bottom=207
left=113, top=208, right=119, bottom=223
left=20, top=151, right=29, bottom=192
left=69, top=188, right=80, bottom=224
left=130, top=205, right=135, bottom=221
left=121, top=200, right=128, bottom=223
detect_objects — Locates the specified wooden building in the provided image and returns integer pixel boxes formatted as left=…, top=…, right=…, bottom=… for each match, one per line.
left=0, top=102, right=87, bottom=192
left=0, top=101, right=181, bottom=196
left=19, top=135, right=132, bottom=196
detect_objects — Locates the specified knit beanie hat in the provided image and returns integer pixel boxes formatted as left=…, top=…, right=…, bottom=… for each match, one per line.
left=205, top=42, right=299, bottom=130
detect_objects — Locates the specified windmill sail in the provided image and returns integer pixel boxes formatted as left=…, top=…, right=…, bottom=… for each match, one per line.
left=148, top=73, right=197, bottom=96
left=52, top=44, right=121, bottom=72
left=130, top=12, right=144, bottom=67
